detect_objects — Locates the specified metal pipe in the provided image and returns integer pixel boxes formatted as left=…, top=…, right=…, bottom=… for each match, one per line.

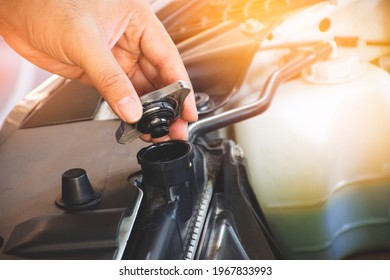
left=188, top=41, right=334, bottom=141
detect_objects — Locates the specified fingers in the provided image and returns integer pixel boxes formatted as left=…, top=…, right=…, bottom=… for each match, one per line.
left=165, top=118, right=189, bottom=141
left=80, top=40, right=143, bottom=124
left=181, top=91, right=198, bottom=123
left=136, top=12, right=198, bottom=123
left=70, top=3, right=196, bottom=137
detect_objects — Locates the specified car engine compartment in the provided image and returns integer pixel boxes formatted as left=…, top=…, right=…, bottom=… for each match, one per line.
left=1, top=0, right=390, bottom=260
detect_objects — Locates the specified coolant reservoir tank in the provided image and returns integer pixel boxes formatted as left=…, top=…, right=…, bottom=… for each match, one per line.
left=302, top=50, right=365, bottom=84
left=234, top=55, right=390, bottom=259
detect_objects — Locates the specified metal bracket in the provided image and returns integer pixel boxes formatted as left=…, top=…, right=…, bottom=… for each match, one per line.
left=115, top=80, right=191, bottom=144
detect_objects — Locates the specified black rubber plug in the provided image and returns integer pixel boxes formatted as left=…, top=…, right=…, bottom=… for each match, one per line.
left=56, top=168, right=101, bottom=211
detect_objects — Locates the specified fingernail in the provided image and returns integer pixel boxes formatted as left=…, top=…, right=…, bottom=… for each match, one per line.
left=116, top=96, right=142, bottom=123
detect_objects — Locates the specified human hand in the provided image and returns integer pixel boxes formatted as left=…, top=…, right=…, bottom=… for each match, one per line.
left=0, top=0, right=197, bottom=142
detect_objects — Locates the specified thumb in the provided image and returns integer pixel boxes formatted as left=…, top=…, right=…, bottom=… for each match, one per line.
left=80, top=43, right=143, bottom=124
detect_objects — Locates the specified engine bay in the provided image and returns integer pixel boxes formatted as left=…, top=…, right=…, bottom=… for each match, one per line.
left=1, top=0, right=390, bottom=261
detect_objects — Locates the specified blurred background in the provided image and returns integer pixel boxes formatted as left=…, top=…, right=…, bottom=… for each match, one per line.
left=0, top=37, right=51, bottom=127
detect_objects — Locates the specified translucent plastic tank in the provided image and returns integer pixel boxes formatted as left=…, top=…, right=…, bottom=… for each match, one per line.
left=234, top=56, right=390, bottom=259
